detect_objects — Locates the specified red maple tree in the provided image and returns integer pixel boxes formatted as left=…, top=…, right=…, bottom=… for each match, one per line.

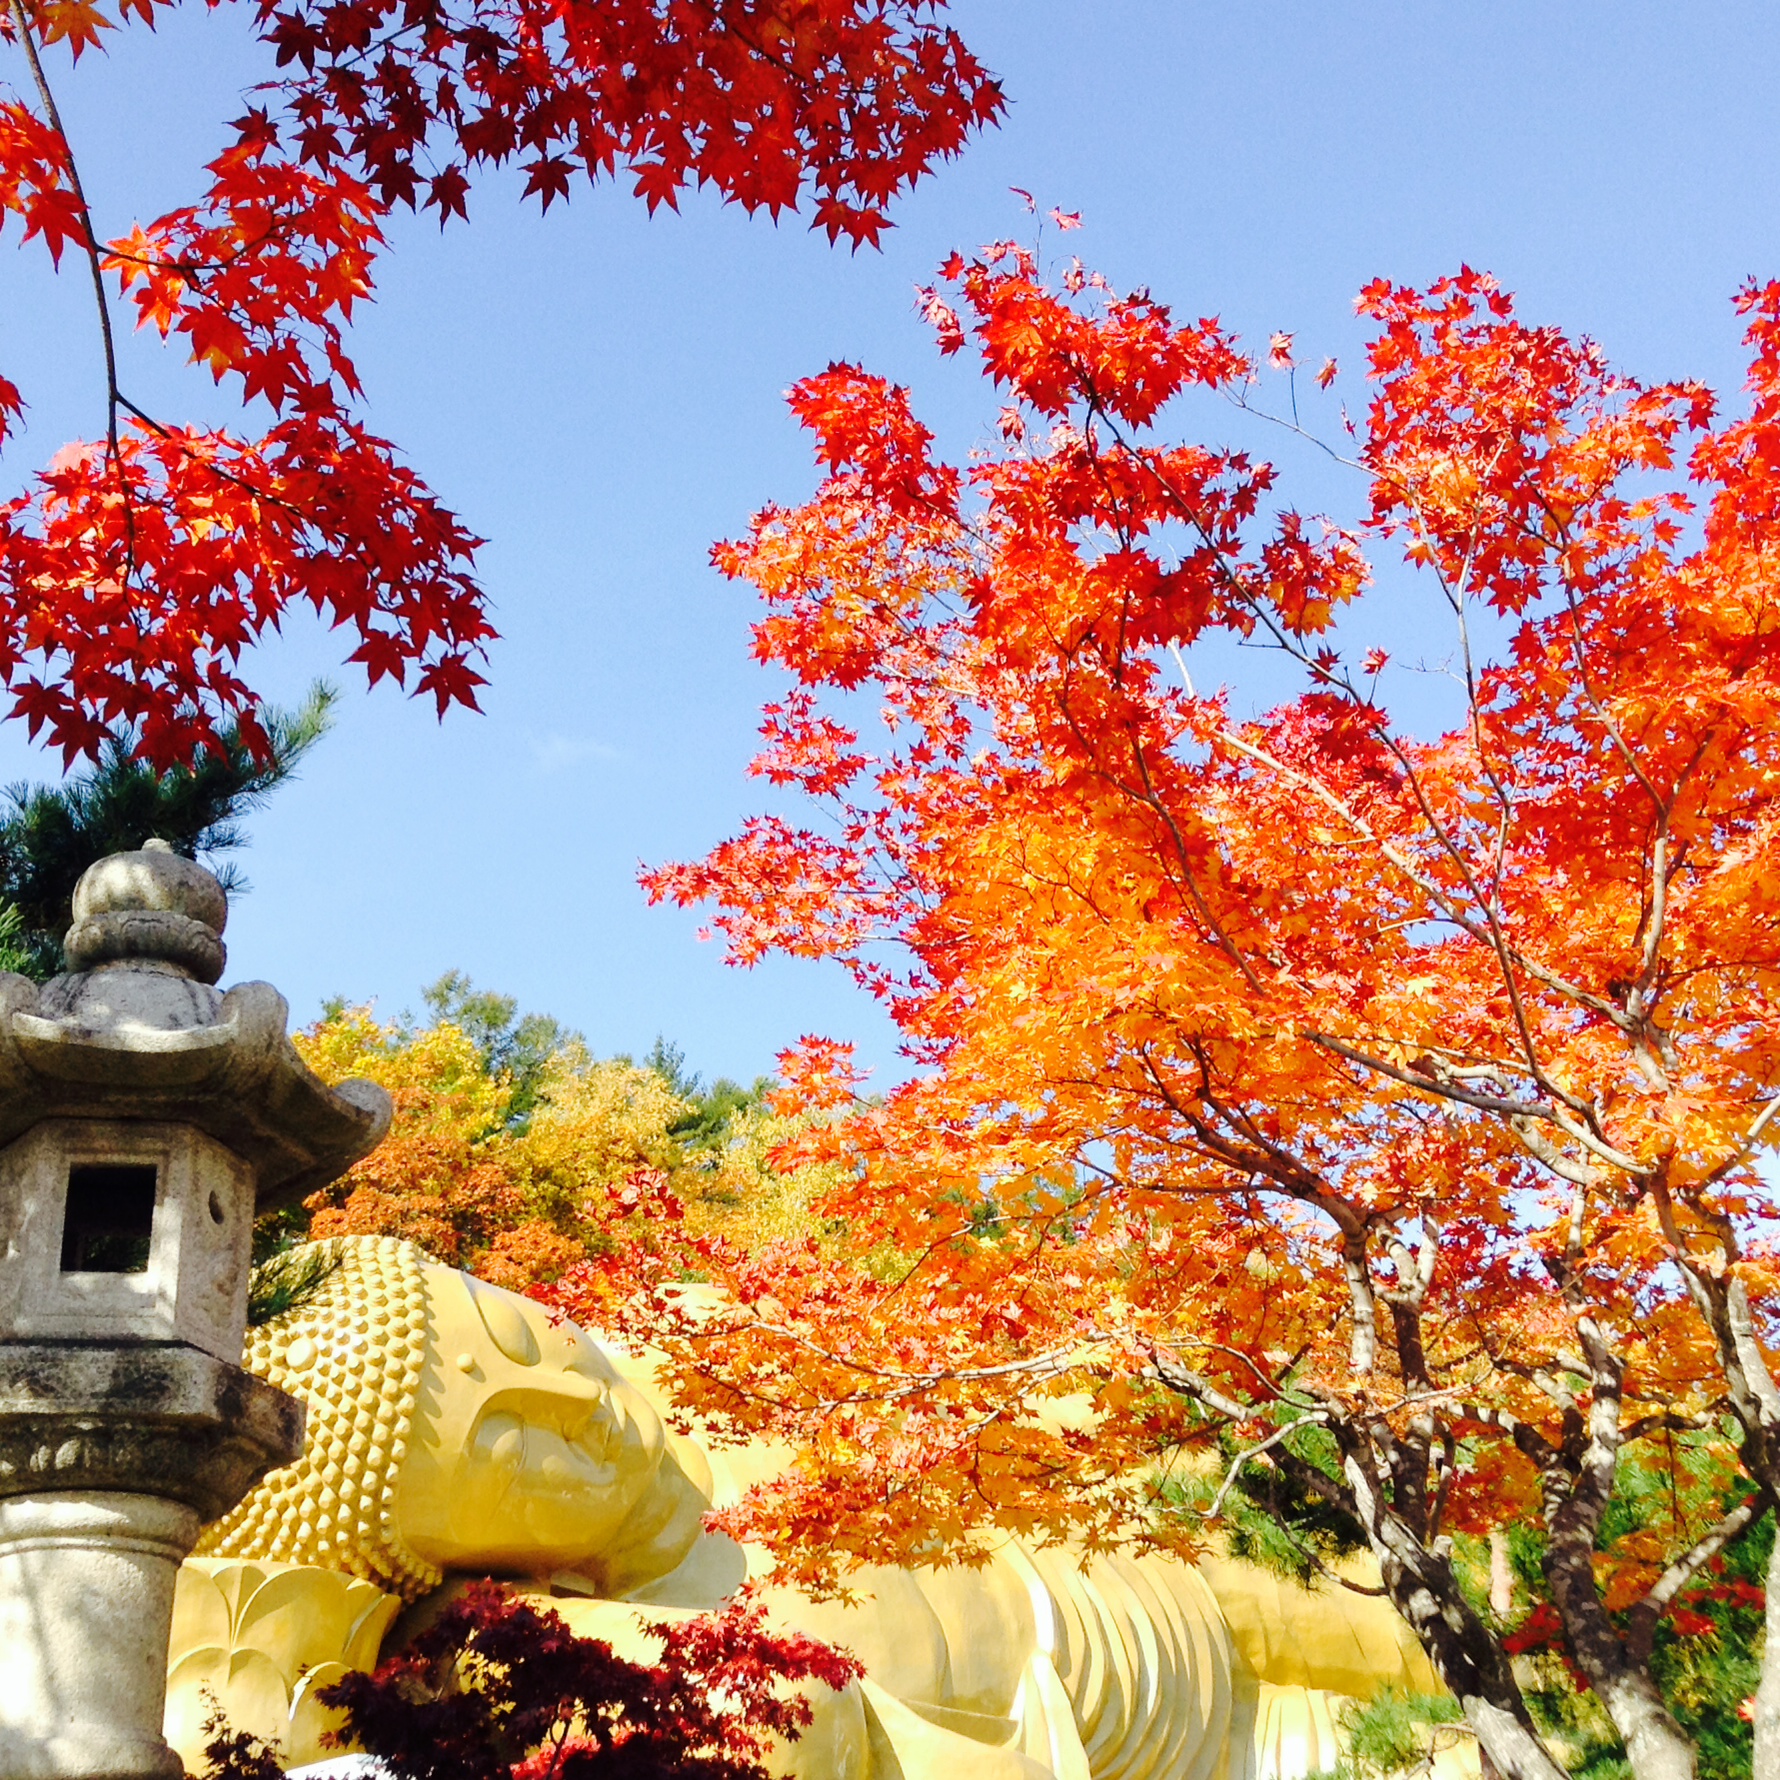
left=0, top=0, right=1001, bottom=764
left=625, top=235, right=1780, bottom=1780
left=203, top=1580, right=861, bottom=1779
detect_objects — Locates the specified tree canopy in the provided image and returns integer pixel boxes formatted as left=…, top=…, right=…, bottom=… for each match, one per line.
left=624, top=236, right=1780, bottom=1780
left=0, top=679, right=333, bottom=976
left=287, top=983, right=829, bottom=1292
left=204, top=1580, right=860, bottom=1780
left=0, top=0, right=1001, bottom=765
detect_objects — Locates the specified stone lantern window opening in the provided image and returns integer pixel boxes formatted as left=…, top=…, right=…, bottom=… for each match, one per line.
left=0, top=1120, right=255, bottom=1357
left=61, top=1162, right=159, bottom=1273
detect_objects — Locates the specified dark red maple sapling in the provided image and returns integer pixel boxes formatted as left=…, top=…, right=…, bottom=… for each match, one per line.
left=203, top=1580, right=863, bottom=1780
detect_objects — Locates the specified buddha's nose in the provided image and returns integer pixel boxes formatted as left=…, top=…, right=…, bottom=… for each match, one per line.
left=549, top=1367, right=612, bottom=1406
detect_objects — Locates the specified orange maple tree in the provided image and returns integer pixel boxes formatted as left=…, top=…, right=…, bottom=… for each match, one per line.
left=620, top=239, right=1780, bottom=1780
left=0, top=0, right=1000, bottom=764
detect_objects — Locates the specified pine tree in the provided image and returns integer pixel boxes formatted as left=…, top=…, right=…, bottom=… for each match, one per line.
left=0, top=682, right=335, bottom=979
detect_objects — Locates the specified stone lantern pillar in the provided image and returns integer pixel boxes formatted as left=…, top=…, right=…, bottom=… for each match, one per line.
left=0, top=842, right=392, bottom=1780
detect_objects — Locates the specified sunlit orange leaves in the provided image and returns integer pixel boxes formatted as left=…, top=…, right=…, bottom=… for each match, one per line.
left=632, top=244, right=1780, bottom=1606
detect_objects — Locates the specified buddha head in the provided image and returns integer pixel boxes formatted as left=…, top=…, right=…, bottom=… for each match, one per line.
left=197, top=1236, right=678, bottom=1599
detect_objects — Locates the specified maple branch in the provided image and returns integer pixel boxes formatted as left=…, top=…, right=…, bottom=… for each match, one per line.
left=1148, top=1343, right=1383, bottom=1550
left=683, top=1315, right=1093, bottom=1413
left=1082, top=383, right=1641, bottom=1159
left=1620, top=1409, right=1722, bottom=1443
left=8, top=0, right=123, bottom=471
left=1045, top=649, right=1263, bottom=995
left=1456, top=1400, right=1560, bottom=1469
left=1305, top=1033, right=1549, bottom=1122
left=1177, top=1336, right=1323, bottom=1410
left=1389, top=733, right=1551, bottom=1098
left=1141, top=412, right=1672, bottom=1145
left=1137, top=1045, right=1352, bottom=1222
left=1651, top=1170, right=1780, bottom=1503
left=1371, top=716, right=1559, bottom=1100
left=101, top=219, right=285, bottom=279
left=109, top=393, right=318, bottom=528
left=1226, top=384, right=1368, bottom=476
left=1244, top=1469, right=1393, bottom=1598
left=687, top=0, right=889, bottom=113
left=1067, top=391, right=1492, bottom=1030
left=1540, top=547, right=1723, bottom=1084
left=1508, top=1116, right=1603, bottom=1190
left=1623, top=1490, right=1769, bottom=1663
left=1126, top=729, right=1265, bottom=992
left=1379, top=451, right=1569, bottom=1106
left=1210, top=719, right=1517, bottom=972
left=1554, top=571, right=1667, bottom=817
left=1146, top=1342, right=1258, bottom=1421
left=1701, top=1091, right=1780, bottom=1189
left=1204, top=1417, right=1328, bottom=1521
left=1308, top=1032, right=1650, bottom=1176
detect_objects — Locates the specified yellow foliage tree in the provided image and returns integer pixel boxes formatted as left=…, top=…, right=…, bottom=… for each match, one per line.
left=287, top=998, right=842, bottom=1296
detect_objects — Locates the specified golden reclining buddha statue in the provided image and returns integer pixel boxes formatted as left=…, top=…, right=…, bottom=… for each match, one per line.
left=164, top=1236, right=1476, bottom=1780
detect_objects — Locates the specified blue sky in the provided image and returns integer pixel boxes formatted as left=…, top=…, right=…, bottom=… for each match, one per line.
left=4, top=3, right=1780, bottom=1088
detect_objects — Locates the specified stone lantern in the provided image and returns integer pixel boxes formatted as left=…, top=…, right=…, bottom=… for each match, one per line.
left=0, top=842, right=392, bottom=1780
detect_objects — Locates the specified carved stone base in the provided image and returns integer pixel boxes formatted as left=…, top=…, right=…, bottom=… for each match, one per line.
left=0, top=1344, right=303, bottom=1780
left=0, top=1341, right=304, bottom=1519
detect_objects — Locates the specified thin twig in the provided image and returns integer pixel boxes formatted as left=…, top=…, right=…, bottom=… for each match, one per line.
left=5, top=0, right=153, bottom=578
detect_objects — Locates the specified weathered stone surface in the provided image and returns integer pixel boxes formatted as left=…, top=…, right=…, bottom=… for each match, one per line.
left=66, top=846, right=228, bottom=980
left=0, top=1341, right=304, bottom=1778
left=0, top=1492, right=199, bottom=1780
left=0, top=1122, right=254, bottom=1357
left=0, top=843, right=390, bottom=1209
left=0, top=843, right=379, bottom=1780
left=0, top=1341, right=303, bottom=1520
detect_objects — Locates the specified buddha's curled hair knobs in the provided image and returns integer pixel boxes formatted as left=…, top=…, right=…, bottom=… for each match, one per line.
left=198, top=1235, right=443, bottom=1600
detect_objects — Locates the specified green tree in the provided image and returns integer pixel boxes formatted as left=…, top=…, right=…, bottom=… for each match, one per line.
left=1173, top=1434, right=1766, bottom=1780
left=289, top=994, right=838, bottom=1286
left=0, top=682, right=336, bottom=979
left=419, top=970, right=582, bottom=1130
left=642, top=1035, right=772, bottom=1158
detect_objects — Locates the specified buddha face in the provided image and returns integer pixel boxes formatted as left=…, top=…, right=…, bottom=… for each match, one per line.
left=394, top=1263, right=667, bottom=1577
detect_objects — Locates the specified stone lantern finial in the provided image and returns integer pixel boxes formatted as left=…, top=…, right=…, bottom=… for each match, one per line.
left=0, top=844, right=391, bottom=1209
left=64, top=836, right=228, bottom=981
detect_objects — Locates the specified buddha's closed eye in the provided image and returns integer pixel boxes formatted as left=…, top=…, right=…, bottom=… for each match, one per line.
left=467, top=1278, right=543, bottom=1367
left=469, top=1385, right=619, bottom=1459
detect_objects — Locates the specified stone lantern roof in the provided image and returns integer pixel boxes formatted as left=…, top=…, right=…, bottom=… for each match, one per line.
left=0, top=841, right=391, bottom=1210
